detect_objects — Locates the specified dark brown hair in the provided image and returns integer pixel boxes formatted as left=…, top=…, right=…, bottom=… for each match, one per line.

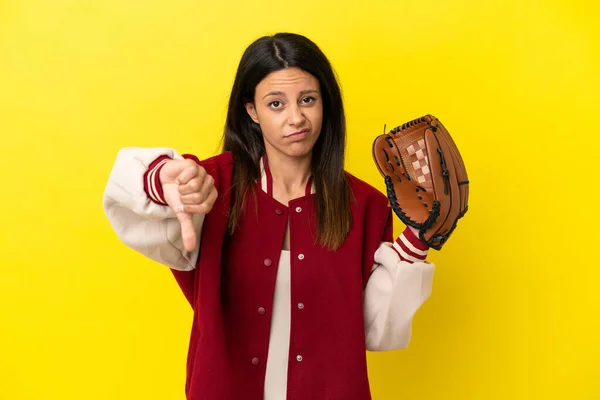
left=222, top=32, right=351, bottom=250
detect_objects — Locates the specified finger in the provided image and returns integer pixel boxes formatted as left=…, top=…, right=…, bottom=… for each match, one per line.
left=180, top=192, right=205, bottom=205
left=178, top=178, right=201, bottom=196
left=196, top=174, right=215, bottom=202
left=180, top=180, right=216, bottom=205
left=176, top=164, right=204, bottom=185
left=176, top=212, right=197, bottom=252
left=179, top=173, right=213, bottom=196
left=202, top=188, right=218, bottom=209
left=182, top=188, right=218, bottom=215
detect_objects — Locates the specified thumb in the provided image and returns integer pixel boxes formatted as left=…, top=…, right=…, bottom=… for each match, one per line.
left=176, top=212, right=197, bottom=252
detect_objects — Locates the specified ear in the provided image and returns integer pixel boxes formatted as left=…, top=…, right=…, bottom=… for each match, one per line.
left=245, top=102, right=259, bottom=124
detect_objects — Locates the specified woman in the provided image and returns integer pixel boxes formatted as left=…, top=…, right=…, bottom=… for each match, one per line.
left=103, top=32, right=435, bottom=400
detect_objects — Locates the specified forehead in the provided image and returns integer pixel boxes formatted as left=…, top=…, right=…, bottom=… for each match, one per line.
left=255, top=67, right=319, bottom=94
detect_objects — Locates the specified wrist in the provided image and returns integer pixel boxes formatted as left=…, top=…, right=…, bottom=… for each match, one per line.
left=144, top=155, right=171, bottom=206
left=157, top=159, right=172, bottom=187
left=407, top=225, right=421, bottom=240
left=391, top=226, right=429, bottom=263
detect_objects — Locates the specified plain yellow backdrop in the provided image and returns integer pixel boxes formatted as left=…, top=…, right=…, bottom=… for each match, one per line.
left=1, top=0, right=599, bottom=399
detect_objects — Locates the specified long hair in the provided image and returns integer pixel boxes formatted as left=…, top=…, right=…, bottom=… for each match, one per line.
left=222, top=32, right=352, bottom=250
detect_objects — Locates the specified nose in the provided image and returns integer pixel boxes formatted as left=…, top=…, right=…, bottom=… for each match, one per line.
left=287, top=104, right=305, bottom=126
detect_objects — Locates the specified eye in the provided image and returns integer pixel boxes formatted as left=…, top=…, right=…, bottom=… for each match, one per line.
left=301, top=96, right=316, bottom=104
left=269, top=100, right=283, bottom=109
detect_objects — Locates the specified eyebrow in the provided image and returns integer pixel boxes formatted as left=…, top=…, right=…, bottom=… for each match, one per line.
left=262, top=89, right=319, bottom=100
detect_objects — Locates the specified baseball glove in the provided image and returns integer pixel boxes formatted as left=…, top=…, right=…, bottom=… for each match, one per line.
left=372, top=114, right=469, bottom=250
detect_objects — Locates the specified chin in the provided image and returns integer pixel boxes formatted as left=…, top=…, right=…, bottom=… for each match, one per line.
left=285, top=144, right=315, bottom=158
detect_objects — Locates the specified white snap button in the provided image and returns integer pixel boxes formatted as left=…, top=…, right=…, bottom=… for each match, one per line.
left=298, top=254, right=304, bottom=260
left=295, top=207, right=302, bottom=212
left=298, top=303, right=304, bottom=309
left=296, top=355, right=303, bottom=362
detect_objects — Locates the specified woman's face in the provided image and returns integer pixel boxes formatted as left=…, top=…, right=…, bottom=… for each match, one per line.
left=245, top=67, right=323, bottom=160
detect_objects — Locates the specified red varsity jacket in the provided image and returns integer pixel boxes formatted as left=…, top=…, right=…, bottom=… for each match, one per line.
left=146, top=151, right=394, bottom=400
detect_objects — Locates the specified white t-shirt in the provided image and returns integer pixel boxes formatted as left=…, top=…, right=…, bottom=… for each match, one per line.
left=264, top=250, right=291, bottom=400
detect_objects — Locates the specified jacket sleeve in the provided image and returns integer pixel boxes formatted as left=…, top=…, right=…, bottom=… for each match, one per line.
left=364, top=225, right=435, bottom=351
left=102, top=147, right=204, bottom=271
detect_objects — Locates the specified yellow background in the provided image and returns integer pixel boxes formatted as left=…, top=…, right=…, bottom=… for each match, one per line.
left=1, top=0, right=599, bottom=399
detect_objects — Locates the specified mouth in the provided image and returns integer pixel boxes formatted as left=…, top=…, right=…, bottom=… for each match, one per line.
left=284, top=128, right=310, bottom=139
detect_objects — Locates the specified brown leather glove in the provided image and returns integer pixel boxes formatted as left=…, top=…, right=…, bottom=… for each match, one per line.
left=372, top=115, right=469, bottom=250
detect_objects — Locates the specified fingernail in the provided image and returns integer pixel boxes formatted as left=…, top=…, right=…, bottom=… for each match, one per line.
left=178, top=204, right=184, bottom=212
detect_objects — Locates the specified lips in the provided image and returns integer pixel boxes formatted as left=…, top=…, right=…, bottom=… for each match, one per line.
left=285, top=128, right=309, bottom=138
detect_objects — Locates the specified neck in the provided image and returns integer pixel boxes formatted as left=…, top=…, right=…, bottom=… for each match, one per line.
left=265, top=149, right=312, bottom=197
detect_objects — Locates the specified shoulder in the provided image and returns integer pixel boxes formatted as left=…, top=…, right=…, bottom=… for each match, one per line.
left=345, top=171, right=389, bottom=209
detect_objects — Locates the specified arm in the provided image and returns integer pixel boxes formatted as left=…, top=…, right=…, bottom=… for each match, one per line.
left=102, top=147, right=204, bottom=271
left=364, top=226, right=435, bottom=351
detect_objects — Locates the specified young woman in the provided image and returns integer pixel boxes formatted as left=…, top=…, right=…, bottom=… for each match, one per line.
left=103, top=32, right=435, bottom=400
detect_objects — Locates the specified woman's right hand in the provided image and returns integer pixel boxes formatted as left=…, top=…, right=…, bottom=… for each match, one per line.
left=159, top=159, right=218, bottom=252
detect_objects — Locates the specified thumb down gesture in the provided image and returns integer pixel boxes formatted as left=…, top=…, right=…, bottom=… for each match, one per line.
left=159, top=159, right=217, bottom=252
